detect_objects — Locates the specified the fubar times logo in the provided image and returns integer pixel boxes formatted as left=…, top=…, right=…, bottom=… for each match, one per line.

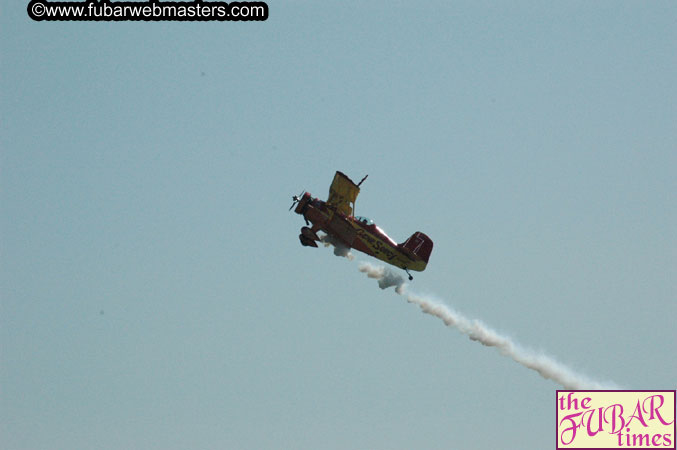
left=557, top=391, right=675, bottom=449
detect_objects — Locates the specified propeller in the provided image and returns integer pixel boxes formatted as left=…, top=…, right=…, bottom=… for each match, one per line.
left=288, top=190, right=305, bottom=211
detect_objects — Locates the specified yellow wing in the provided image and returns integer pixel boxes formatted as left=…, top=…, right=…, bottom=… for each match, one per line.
left=327, top=171, right=360, bottom=216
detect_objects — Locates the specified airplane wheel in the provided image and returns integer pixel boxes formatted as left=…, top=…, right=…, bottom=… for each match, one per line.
left=301, top=226, right=320, bottom=241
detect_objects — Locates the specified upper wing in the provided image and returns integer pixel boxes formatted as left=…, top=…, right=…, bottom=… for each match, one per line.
left=327, top=171, right=360, bottom=216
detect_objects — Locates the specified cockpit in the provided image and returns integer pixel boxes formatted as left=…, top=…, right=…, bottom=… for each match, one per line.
left=354, top=216, right=374, bottom=226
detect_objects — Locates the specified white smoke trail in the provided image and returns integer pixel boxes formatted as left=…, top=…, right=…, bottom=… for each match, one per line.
left=320, top=234, right=354, bottom=260
left=358, top=262, right=613, bottom=390
left=358, top=263, right=406, bottom=293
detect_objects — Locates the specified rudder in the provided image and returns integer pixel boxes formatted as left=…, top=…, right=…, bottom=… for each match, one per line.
left=401, top=232, right=433, bottom=263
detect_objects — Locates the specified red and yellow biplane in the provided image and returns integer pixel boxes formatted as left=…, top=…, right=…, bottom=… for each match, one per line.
left=290, top=171, right=433, bottom=280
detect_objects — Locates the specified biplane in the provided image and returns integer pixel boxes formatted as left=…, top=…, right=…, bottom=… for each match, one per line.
left=289, top=171, right=433, bottom=280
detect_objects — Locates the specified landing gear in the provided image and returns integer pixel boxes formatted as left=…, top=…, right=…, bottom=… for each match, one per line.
left=301, top=226, right=320, bottom=242
left=299, top=234, right=318, bottom=247
left=404, top=268, right=413, bottom=281
left=299, top=226, right=320, bottom=247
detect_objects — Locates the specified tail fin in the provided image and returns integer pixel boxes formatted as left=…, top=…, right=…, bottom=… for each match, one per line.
left=401, top=232, right=434, bottom=263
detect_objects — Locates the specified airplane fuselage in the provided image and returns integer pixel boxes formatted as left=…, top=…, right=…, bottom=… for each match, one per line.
left=294, top=193, right=427, bottom=272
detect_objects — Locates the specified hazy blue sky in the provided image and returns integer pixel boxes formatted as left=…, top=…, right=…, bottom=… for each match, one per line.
left=2, top=1, right=675, bottom=449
